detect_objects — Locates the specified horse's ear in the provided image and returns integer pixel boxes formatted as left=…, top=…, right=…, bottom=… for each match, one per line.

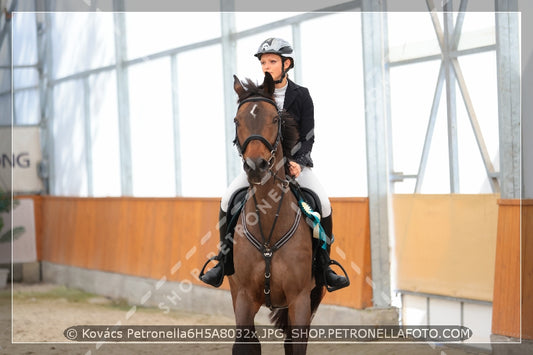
left=263, top=72, right=275, bottom=97
left=233, top=75, right=245, bottom=98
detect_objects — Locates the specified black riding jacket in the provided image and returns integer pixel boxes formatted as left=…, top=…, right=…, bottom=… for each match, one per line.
left=283, top=79, right=314, bottom=168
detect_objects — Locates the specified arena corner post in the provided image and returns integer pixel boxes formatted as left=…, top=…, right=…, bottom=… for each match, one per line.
left=491, top=0, right=531, bottom=344
left=361, top=0, right=394, bottom=309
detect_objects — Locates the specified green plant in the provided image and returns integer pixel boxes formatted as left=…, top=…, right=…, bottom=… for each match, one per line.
left=0, top=188, right=25, bottom=243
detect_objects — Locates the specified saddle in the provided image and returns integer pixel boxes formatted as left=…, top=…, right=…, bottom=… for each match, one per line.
left=226, top=184, right=322, bottom=237
left=226, top=183, right=326, bottom=274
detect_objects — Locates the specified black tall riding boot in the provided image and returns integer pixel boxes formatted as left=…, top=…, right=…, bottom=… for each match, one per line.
left=199, top=209, right=235, bottom=287
left=319, top=214, right=350, bottom=292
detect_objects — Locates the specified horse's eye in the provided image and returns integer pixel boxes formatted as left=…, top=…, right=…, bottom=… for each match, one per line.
left=234, top=118, right=239, bottom=126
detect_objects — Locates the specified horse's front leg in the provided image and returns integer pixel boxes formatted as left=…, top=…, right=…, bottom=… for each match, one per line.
left=286, top=291, right=312, bottom=355
left=231, top=290, right=262, bottom=355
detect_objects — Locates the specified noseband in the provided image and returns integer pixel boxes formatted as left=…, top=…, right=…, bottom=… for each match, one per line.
left=234, top=96, right=282, bottom=166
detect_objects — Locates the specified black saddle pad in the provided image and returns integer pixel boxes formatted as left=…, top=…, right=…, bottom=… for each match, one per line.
left=228, top=188, right=248, bottom=217
left=228, top=186, right=322, bottom=218
left=299, top=187, right=322, bottom=217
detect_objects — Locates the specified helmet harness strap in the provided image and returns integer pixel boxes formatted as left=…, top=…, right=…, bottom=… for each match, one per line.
left=273, top=57, right=289, bottom=84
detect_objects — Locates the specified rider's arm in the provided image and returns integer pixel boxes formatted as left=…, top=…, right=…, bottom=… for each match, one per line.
left=292, top=88, right=315, bottom=168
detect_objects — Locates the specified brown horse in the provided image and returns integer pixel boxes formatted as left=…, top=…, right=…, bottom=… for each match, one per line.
left=229, top=72, right=324, bottom=355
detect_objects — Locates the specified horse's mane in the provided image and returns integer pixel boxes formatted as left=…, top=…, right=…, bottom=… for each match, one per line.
left=237, top=78, right=300, bottom=162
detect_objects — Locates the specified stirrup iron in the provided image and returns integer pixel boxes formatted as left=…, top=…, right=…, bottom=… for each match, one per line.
left=324, top=259, right=350, bottom=292
left=199, top=255, right=225, bottom=288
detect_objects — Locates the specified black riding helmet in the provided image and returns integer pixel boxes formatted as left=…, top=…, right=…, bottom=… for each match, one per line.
left=254, top=38, right=294, bottom=84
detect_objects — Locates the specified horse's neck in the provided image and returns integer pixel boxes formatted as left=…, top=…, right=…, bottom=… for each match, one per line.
left=247, top=160, right=295, bottom=241
left=251, top=177, right=288, bottom=207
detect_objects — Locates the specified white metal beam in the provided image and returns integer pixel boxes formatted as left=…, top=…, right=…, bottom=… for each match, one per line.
left=35, top=7, right=54, bottom=194
left=83, top=78, right=93, bottom=196
left=443, top=7, right=460, bottom=193
left=112, top=2, right=133, bottom=196
left=170, top=55, right=182, bottom=196
left=415, top=63, right=445, bottom=193
left=220, top=0, right=240, bottom=185
left=495, top=0, right=520, bottom=199
left=451, top=57, right=500, bottom=192
left=361, top=0, right=392, bottom=308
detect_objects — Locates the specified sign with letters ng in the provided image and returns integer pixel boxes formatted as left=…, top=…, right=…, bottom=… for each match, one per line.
left=0, top=126, right=43, bottom=192
left=0, top=198, right=37, bottom=263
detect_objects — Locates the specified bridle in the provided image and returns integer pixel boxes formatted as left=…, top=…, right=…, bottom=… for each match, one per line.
left=234, top=96, right=283, bottom=172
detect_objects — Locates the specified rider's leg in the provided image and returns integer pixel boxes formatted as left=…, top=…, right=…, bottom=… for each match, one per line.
left=295, top=167, right=332, bottom=216
left=199, top=209, right=234, bottom=287
left=199, top=172, right=248, bottom=287
left=319, top=213, right=350, bottom=291
left=296, top=168, right=349, bottom=291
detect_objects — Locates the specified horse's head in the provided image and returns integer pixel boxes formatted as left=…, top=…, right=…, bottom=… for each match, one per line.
left=233, top=72, right=283, bottom=185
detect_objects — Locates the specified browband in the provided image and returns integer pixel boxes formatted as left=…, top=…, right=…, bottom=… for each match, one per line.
left=238, top=96, right=278, bottom=110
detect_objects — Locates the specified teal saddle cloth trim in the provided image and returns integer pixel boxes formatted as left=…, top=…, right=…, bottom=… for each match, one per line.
left=289, top=183, right=332, bottom=250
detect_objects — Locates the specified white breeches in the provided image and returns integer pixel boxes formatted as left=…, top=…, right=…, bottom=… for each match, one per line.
left=220, top=167, right=332, bottom=217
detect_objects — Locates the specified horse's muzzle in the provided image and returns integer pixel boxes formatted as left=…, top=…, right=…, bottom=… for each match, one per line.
left=244, top=157, right=270, bottom=184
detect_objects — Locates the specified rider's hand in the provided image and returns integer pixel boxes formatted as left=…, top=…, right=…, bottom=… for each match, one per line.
left=288, top=161, right=302, bottom=178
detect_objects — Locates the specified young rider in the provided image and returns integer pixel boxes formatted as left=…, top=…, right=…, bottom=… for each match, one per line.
left=200, top=37, right=349, bottom=292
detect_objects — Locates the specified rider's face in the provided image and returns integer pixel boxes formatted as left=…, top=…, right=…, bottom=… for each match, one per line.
left=260, top=53, right=289, bottom=82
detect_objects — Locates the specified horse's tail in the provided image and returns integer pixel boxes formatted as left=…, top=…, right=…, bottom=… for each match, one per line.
left=310, top=284, right=325, bottom=319
left=269, top=308, right=289, bottom=335
left=269, top=285, right=325, bottom=336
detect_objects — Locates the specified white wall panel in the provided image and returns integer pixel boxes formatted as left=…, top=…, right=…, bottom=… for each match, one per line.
left=402, top=294, right=427, bottom=325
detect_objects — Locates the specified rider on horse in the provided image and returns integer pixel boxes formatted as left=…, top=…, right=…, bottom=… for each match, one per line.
left=200, top=37, right=349, bottom=292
